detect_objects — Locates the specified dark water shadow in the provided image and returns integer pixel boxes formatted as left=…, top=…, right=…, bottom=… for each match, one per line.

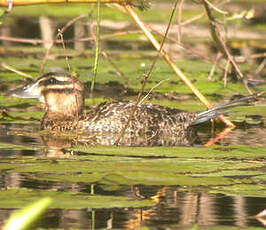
left=0, top=121, right=265, bottom=229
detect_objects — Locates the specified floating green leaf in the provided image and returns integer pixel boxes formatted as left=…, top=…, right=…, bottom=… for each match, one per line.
left=0, top=188, right=154, bottom=209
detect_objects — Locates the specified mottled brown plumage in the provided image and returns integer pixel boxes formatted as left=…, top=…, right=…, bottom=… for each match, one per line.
left=11, top=72, right=238, bottom=146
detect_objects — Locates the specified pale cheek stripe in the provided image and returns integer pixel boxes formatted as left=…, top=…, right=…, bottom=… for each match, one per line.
left=41, top=85, right=74, bottom=90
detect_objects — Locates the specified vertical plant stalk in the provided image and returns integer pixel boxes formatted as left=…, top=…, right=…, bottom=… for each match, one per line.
left=208, top=52, right=222, bottom=81
left=122, top=3, right=235, bottom=127
left=91, top=210, right=96, bottom=230
left=90, top=184, right=95, bottom=229
left=90, top=0, right=101, bottom=95
left=58, top=30, right=71, bottom=73
left=40, top=14, right=88, bottom=75
left=200, top=0, right=243, bottom=79
left=201, top=0, right=254, bottom=95
left=114, top=0, right=179, bottom=145
left=255, top=58, right=265, bottom=75
left=58, top=29, right=81, bottom=139
left=223, top=59, right=230, bottom=88
left=177, top=0, right=185, bottom=43
left=39, top=16, right=53, bottom=49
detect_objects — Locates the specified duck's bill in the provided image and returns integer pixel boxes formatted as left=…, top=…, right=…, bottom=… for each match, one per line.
left=10, top=81, right=40, bottom=99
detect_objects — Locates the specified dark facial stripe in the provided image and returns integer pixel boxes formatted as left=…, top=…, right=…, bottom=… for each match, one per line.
left=42, top=88, right=83, bottom=95
left=39, top=78, right=73, bottom=87
left=38, top=72, right=72, bottom=81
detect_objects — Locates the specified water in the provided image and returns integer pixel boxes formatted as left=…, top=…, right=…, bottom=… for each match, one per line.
left=0, top=178, right=265, bottom=229
left=0, top=1, right=265, bottom=228
left=0, top=121, right=265, bottom=229
left=0, top=166, right=265, bottom=229
left=0, top=68, right=265, bottom=229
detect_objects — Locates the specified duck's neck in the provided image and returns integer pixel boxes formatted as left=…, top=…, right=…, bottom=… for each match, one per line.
left=42, top=89, right=85, bottom=126
left=41, top=111, right=82, bottom=131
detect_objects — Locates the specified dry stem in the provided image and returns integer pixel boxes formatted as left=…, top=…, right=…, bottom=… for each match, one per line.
left=114, top=0, right=179, bottom=145
left=208, top=52, right=222, bottom=81
left=223, top=59, right=230, bottom=88
left=58, top=30, right=71, bottom=73
left=102, top=51, right=130, bottom=86
left=139, top=78, right=169, bottom=105
left=123, top=2, right=235, bottom=127
left=39, top=14, right=88, bottom=75
left=0, top=0, right=141, bottom=6
left=0, top=63, right=33, bottom=79
left=177, top=0, right=185, bottom=43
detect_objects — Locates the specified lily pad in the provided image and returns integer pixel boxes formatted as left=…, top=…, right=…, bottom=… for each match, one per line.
left=211, top=184, right=266, bottom=197
left=0, top=150, right=263, bottom=190
left=0, top=188, right=154, bottom=209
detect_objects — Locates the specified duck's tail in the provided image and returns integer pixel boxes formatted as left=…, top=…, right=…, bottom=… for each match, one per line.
left=190, top=94, right=259, bottom=126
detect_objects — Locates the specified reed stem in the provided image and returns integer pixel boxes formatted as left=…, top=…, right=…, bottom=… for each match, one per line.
left=0, top=0, right=140, bottom=6
left=123, top=4, right=235, bottom=127
left=90, top=0, right=101, bottom=94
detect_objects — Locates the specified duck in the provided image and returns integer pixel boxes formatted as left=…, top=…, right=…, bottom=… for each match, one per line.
left=10, top=72, right=251, bottom=146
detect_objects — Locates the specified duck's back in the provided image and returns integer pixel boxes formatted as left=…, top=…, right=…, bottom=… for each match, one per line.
left=80, top=102, right=198, bottom=136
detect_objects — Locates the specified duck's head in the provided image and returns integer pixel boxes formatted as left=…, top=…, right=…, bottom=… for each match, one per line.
left=11, top=72, right=85, bottom=119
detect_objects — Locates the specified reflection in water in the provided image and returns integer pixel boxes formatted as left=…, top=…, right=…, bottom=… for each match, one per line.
left=234, top=196, right=247, bottom=228
left=2, top=119, right=200, bottom=148
left=179, top=192, right=216, bottom=227
left=1, top=122, right=266, bottom=149
left=41, top=134, right=73, bottom=157
left=0, top=122, right=265, bottom=228
left=256, top=210, right=266, bottom=227
left=220, top=127, right=266, bottom=147
left=0, top=181, right=264, bottom=229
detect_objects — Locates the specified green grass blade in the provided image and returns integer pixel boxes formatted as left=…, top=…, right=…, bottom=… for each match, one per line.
left=4, top=197, right=52, bottom=230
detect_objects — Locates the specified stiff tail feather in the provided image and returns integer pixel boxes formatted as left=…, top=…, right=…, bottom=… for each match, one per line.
left=190, top=94, right=259, bottom=126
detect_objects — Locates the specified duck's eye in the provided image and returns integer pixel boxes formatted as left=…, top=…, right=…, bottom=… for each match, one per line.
left=49, top=78, right=57, bottom=84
